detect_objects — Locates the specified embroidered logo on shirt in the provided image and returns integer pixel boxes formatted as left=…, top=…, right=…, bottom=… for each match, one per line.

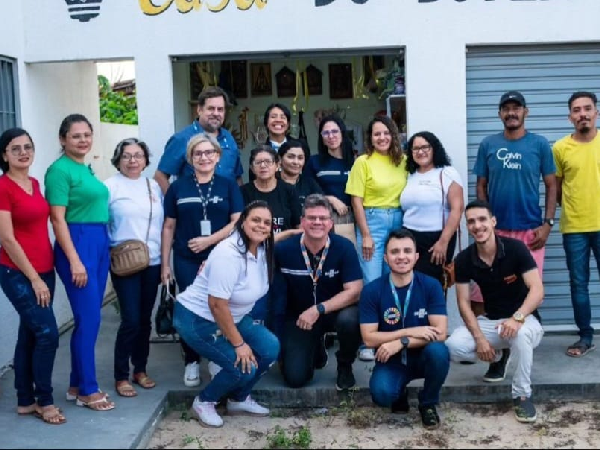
left=413, top=308, right=428, bottom=319
left=504, top=274, right=518, bottom=284
left=210, top=196, right=223, bottom=204
left=384, top=307, right=401, bottom=325
left=324, top=269, right=339, bottom=278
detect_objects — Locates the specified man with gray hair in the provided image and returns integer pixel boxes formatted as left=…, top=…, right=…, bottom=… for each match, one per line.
left=271, top=194, right=363, bottom=390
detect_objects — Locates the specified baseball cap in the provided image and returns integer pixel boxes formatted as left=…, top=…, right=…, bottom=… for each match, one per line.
left=499, top=91, right=526, bottom=109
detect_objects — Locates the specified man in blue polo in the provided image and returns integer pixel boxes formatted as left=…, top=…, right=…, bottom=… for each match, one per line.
left=360, top=229, right=449, bottom=430
left=154, top=86, right=243, bottom=193
left=271, top=194, right=363, bottom=391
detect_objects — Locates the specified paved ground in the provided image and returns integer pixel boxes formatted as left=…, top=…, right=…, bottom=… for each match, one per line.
left=0, top=305, right=598, bottom=449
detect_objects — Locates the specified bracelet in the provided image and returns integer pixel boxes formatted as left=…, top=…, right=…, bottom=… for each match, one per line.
left=232, top=341, right=245, bottom=349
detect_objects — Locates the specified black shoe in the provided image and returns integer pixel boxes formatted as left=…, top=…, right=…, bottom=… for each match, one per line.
left=513, top=397, right=537, bottom=423
left=418, top=405, right=441, bottom=429
left=314, top=337, right=329, bottom=370
left=391, top=390, right=410, bottom=413
left=483, top=349, right=511, bottom=382
left=336, top=364, right=356, bottom=391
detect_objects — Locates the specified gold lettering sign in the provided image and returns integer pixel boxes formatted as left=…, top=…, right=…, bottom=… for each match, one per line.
left=139, top=0, right=267, bottom=16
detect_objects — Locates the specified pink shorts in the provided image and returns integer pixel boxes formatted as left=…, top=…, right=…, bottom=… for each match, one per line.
left=470, top=229, right=545, bottom=303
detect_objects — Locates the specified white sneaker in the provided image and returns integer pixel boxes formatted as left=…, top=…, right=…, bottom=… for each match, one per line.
left=184, top=362, right=201, bottom=387
left=359, top=347, right=376, bottom=362
left=192, top=397, right=223, bottom=428
left=227, top=396, right=270, bottom=416
left=208, top=361, right=222, bottom=380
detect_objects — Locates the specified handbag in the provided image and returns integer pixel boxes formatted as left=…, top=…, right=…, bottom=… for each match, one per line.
left=110, top=178, right=152, bottom=277
left=155, top=280, right=177, bottom=336
left=439, top=170, right=462, bottom=292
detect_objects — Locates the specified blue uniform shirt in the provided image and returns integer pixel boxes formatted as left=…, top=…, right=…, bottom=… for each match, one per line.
left=158, top=121, right=243, bottom=181
left=164, top=173, right=244, bottom=262
left=473, top=131, right=555, bottom=230
left=305, top=155, right=352, bottom=206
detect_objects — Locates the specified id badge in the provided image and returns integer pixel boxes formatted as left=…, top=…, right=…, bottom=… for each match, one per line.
left=200, top=220, right=212, bottom=236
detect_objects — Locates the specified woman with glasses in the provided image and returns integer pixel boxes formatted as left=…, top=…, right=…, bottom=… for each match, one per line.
left=45, top=114, right=114, bottom=411
left=401, top=131, right=464, bottom=286
left=162, top=133, right=244, bottom=388
left=0, top=128, right=64, bottom=424
left=105, top=138, right=164, bottom=398
left=277, top=140, right=322, bottom=206
left=306, top=115, right=356, bottom=243
left=241, top=145, right=302, bottom=243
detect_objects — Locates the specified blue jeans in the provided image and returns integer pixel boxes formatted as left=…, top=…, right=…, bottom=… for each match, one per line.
left=356, top=208, right=403, bottom=284
left=111, top=264, right=161, bottom=381
left=55, top=223, right=110, bottom=396
left=173, top=302, right=280, bottom=402
left=370, top=342, right=450, bottom=408
left=173, top=255, right=203, bottom=365
left=563, top=232, right=599, bottom=342
left=0, top=266, right=58, bottom=407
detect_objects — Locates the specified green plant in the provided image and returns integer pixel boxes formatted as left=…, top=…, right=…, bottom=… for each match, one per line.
left=265, top=425, right=312, bottom=449
left=98, top=75, right=138, bottom=125
left=182, top=435, right=195, bottom=445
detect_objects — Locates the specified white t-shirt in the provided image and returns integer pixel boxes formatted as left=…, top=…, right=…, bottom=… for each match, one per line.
left=105, top=173, right=164, bottom=265
left=177, top=231, right=269, bottom=324
left=400, top=166, right=463, bottom=232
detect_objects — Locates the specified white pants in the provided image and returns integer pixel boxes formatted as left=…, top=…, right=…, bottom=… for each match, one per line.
left=446, top=316, right=544, bottom=398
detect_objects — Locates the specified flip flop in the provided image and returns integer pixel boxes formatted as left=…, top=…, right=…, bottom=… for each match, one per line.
left=116, top=381, right=138, bottom=398
left=67, top=389, right=108, bottom=402
left=34, top=406, right=67, bottom=425
left=76, top=396, right=115, bottom=412
left=132, top=374, right=156, bottom=389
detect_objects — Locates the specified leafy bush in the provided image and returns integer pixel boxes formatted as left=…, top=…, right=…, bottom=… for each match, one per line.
left=98, top=75, right=138, bottom=125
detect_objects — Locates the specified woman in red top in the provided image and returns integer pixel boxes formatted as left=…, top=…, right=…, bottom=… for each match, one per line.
left=0, top=128, right=64, bottom=425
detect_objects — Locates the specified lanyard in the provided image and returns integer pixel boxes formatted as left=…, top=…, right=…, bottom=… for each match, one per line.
left=389, top=274, right=414, bottom=365
left=300, top=235, right=330, bottom=305
left=194, top=175, right=214, bottom=221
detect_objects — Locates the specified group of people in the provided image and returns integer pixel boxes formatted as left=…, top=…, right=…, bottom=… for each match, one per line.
left=0, top=86, right=598, bottom=430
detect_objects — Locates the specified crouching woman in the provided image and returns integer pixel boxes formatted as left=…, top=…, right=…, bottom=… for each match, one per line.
left=173, top=201, right=280, bottom=428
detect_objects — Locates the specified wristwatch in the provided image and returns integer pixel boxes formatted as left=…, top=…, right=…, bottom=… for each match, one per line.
left=512, top=311, right=526, bottom=324
left=544, top=218, right=555, bottom=227
left=400, top=336, right=410, bottom=349
left=316, top=303, right=326, bottom=315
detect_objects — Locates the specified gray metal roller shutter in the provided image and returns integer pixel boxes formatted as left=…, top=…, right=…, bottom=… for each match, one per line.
left=466, top=44, right=600, bottom=328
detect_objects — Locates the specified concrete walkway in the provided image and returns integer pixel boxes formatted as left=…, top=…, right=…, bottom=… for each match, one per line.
left=0, top=305, right=598, bottom=449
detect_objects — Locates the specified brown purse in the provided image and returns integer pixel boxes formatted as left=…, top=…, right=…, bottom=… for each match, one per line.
left=110, top=178, right=153, bottom=277
left=440, top=170, right=461, bottom=292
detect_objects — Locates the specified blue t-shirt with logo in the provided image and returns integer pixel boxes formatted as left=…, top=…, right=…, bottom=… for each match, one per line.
left=158, top=121, right=243, bottom=181
left=473, top=131, right=555, bottom=230
left=305, top=155, right=352, bottom=206
left=359, top=272, right=446, bottom=363
left=164, top=173, right=244, bottom=262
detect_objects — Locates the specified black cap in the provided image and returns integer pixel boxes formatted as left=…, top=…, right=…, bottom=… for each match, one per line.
left=499, top=91, right=526, bottom=109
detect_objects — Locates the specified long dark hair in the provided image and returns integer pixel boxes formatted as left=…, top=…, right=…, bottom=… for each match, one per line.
left=405, top=131, right=452, bottom=174
left=0, top=128, right=34, bottom=173
left=317, top=114, right=354, bottom=170
left=235, top=201, right=275, bottom=283
left=364, top=116, right=403, bottom=166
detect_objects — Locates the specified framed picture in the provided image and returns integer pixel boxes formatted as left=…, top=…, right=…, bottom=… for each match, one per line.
left=220, top=60, right=247, bottom=99
left=328, top=63, right=353, bottom=99
left=250, top=62, right=272, bottom=97
left=303, top=64, right=323, bottom=96
left=276, top=66, right=296, bottom=98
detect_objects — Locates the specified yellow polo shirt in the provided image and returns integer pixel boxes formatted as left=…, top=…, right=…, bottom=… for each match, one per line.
left=345, top=152, right=408, bottom=208
left=553, top=133, right=600, bottom=233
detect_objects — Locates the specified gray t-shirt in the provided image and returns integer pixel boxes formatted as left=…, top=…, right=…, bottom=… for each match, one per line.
left=177, top=231, right=268, bottom=323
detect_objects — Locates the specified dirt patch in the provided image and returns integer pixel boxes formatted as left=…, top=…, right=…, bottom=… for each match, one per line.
left=148, top=401, right=600, bottom=449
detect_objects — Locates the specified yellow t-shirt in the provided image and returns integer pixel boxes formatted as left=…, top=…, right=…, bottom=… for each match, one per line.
left=553, top=133, right=600, bottom=233
left=345, top=152, right=408, bottom=208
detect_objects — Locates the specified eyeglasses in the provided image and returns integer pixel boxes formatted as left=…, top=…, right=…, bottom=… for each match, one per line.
left=8, top=144, right=34, bottom=156
left=253, top=159, right=275, bottom=168
left=192, top=149, right=217, bottom=159
left=121, top=153, right=145, bottom=162
left=321, top=129, right=341, bottom=138
left=304, top=215, right=331, bottom=223
left=411, top=144, right=432, bottom=154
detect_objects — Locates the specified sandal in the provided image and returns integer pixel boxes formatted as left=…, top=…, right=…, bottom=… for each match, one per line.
left=566, top=340, right=596, bottom=358
left=17, top=403, right=38, bottom=416
left=116, top=381, right=138, bottom=398
left=132, top=373, right=156, bottom=389
left=34, top=406, right=66, bottom=425
left=67, top=389, right=108, bottom=402
left=76, top=394, right=115, bottom=411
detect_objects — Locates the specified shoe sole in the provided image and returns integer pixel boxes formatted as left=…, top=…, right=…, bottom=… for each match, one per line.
left=423, top=423, right=441, bottom=430
left=192, top=408, right=224, bottom=428
left=184, top=379, right=201, bottom=387
left=515, top=414, right=537, bottom=423
left=335, top=384, right=356, bottom=392
left=482, top=375, right=506, bottom=383
left=227, top=410, right=270, bottom=417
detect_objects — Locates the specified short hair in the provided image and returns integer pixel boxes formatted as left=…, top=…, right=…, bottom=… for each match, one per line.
left=302, top=194, right=333, bottom=217
left=405, top=131, right=452, bottom=174
left=110, top=138, right=151, bottom=169
left=568, top=91, right=598, bottom=110
left=0, top=128, right=34, bottom=173
left=197, top=86, right=229, bottom=108
left=249, top=145, right=279, bottom=168
left=59, top=114, right=93, bottom=151
left=263, top=103, right=291, bottom=127
left=278, top=139, right=305, bottom=158
left=385, top=229, right=417, bottom=251
left=186, top=133, right=222, bottom=165
left=465, top=199, right=494, bottom=216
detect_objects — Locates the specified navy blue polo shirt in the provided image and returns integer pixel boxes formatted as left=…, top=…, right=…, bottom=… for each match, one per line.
left=164, top=173, right=244, bottom=262
left=272, top=234, right=362, bottom=319
left=305, top=155, right=352, bottom=206
left=454, top=236, right=539, bottom=321
left=157, top=121, right=243, bottom=181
